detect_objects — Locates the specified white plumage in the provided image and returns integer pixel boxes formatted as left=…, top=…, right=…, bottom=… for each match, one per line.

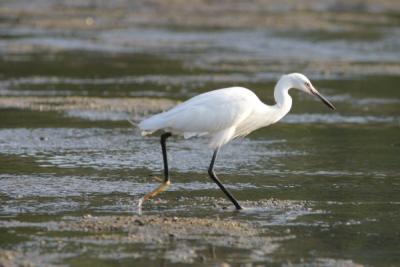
left=140, top=87, right=263, bottom=148
left=139, top=73, right=335, bottom=149
left=137, top=73, right=335, bottom=210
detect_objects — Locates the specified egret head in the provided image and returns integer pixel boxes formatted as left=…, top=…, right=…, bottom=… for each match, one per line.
left=287, top=73, right=336, bottom=110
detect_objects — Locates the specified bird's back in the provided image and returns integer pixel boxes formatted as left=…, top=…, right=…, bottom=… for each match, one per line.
left=139, top=87, right=263, bottom=147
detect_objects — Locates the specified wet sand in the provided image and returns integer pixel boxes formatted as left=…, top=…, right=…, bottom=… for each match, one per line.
left=2, top=0, right=399, bottom=31
left=0, top=96, right=177, bottom=119
left=0, top=198, right=301, bottom=265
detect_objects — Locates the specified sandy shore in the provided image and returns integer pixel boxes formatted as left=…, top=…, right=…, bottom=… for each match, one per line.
left=0, top=96, right=178, bottom=121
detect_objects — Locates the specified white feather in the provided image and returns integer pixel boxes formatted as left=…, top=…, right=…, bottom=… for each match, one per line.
left=139, top=87, right=260, bottom=148
left=139, top=73, right=335, bottom=149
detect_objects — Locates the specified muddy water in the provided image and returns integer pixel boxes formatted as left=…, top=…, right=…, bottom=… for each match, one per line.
left=1, top=1, right=400, bottom=266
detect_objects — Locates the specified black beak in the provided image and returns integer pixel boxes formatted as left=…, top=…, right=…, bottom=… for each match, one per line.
left=312, top=89, right=336, bottom=110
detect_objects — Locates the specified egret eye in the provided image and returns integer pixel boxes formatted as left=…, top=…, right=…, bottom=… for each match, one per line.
left=305, top=82, right=310, bottom=87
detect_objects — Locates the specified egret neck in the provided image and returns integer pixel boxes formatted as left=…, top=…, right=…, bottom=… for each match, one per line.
left=269, top=76, right=293, bottom=124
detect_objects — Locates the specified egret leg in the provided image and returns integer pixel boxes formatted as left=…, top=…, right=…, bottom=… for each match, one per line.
left=138, top=132, right=172, bottom=207
left=208, top=149, right=242, bottom=210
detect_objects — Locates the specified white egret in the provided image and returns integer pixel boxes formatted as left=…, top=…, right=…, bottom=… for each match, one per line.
left=138, top=73, right=335, bottom=210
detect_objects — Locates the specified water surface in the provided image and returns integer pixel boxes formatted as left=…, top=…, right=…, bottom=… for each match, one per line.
left=0, top=1, right=400, bottom=266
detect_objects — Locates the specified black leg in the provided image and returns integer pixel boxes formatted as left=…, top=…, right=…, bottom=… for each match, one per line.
left=139, top=132, right=172, bottom=207
left=208, top=148, right=243, bottom=210
left=160, top=132, right=172, bottom=182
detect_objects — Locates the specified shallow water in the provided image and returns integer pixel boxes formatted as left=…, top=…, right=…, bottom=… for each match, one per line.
left=1, top=1, right=400, bottom=266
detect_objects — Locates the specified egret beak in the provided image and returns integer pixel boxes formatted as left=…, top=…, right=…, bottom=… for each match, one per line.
left=311, top=87, right=336, bottom=110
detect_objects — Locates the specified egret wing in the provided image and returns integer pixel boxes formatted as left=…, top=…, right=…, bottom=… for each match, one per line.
left=146, top=87, right=257, bottom=135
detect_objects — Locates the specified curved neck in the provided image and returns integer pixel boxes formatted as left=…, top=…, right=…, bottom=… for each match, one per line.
left=274, top=77, right=293, bottom=113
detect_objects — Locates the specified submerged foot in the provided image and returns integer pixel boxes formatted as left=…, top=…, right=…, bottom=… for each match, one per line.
left=137, top=180, right=171, bottom=209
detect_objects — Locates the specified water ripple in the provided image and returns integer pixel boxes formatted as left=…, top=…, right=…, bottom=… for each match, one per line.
left=0, top=128, right=290, bottom=174
left=284, top=113, right=399, bottom=125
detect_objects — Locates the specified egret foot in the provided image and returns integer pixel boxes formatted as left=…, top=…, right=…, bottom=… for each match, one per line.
left=138, top=180, right=171, bottom=208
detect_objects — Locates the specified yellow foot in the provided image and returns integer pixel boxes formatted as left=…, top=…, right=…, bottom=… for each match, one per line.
left=138, top=180, right=171, bottom=208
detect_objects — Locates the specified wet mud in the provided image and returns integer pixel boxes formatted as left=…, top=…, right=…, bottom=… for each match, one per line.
left=0, top=198, right=305, bottom=265
left=0, top=96, right=177, bottom=123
